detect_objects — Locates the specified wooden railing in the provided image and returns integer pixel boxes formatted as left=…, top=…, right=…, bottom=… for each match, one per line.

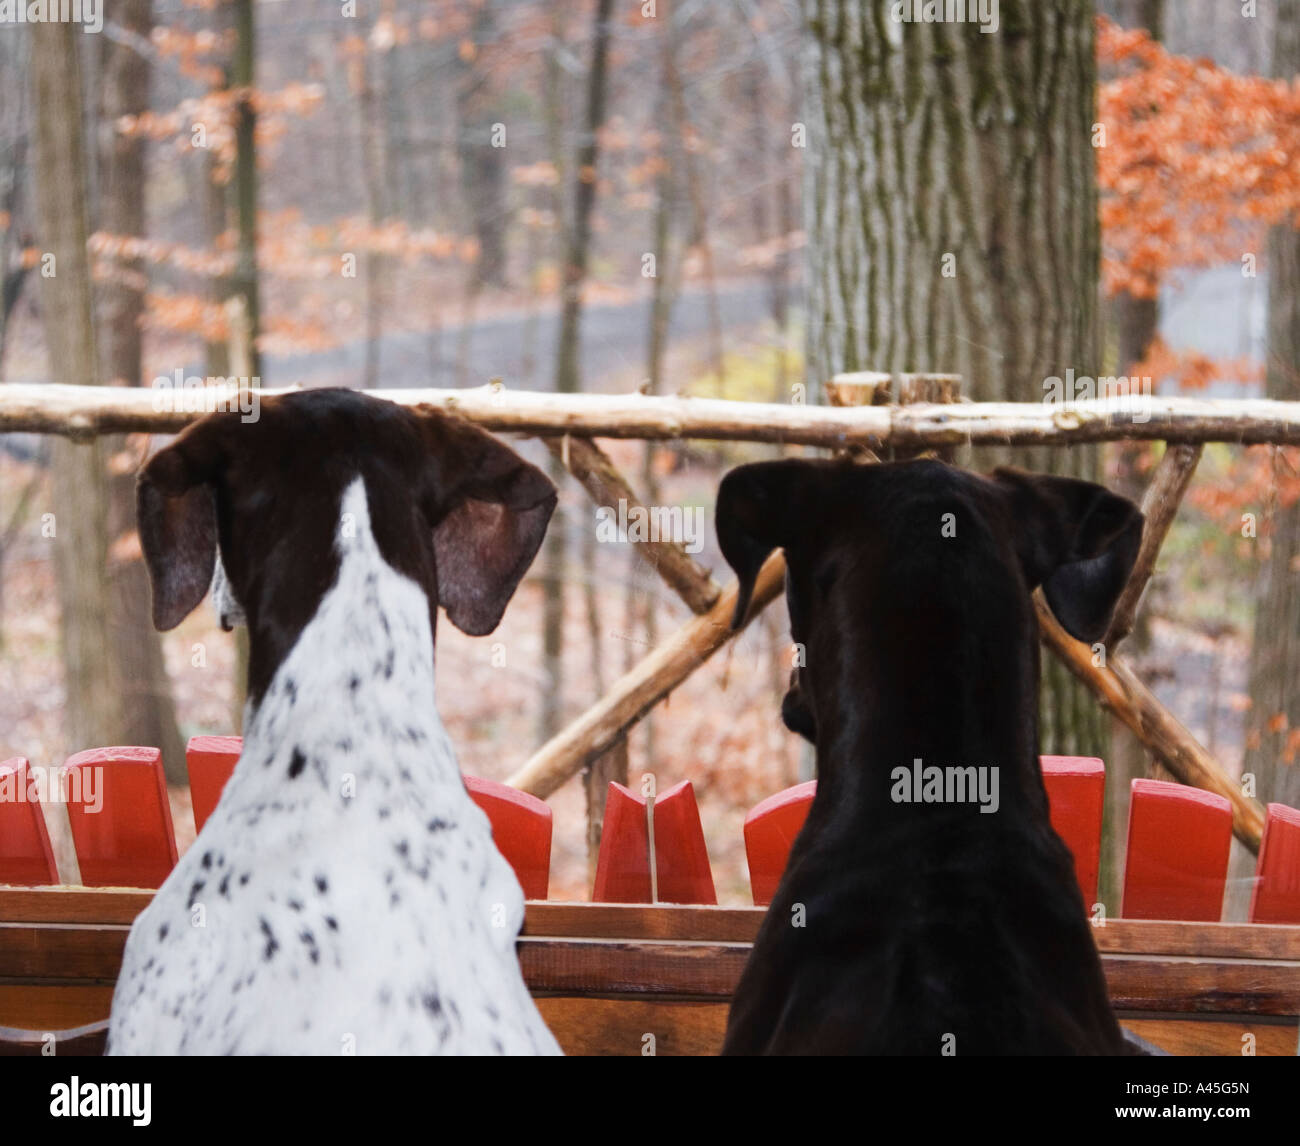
left=2, top=892, right=1298, bottom=1056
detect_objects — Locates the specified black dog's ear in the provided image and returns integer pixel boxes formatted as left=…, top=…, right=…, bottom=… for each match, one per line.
left=716, top=460, right=825, bottom=629
left=416, top=409, right=557, bottom=637
left=993, top=468, right=1144, bottom=645
left=137, top=420, right=229, bottom=631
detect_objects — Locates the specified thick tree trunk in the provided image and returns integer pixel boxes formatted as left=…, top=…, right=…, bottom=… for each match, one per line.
left=806, top=2, right=1098, bottom=414
left=1243, top=0, right=1300, bottom=812
left=806, top=0, right=1107, bottom=759
left=97, top=0, right=187, bottom=781
left=31, top=20, right=126, bottom=754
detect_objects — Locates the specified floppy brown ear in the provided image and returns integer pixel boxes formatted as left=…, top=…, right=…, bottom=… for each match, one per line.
left=716, top=460, right=823, bottom=629
left=137, top=427, right=224, bottom=631
left=417, top=410, right=557, bottom=637
left=993, top=468, right=1144, bottom=645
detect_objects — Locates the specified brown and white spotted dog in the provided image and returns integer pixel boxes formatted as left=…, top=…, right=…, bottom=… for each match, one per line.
left=108, top=389, right=561, bottom=1055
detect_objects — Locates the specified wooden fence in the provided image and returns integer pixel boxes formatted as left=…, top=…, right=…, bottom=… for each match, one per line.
left=2, top=378, right=1300, bottom=1055
left=0, top=378, right=1291, bottom=845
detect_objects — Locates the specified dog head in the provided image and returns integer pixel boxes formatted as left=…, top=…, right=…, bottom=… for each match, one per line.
left=137, top=389, right=556, bottom=703
left=716, top=458, right=1143, bottom=746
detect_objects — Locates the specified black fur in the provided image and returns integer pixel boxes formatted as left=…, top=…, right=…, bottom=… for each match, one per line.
left=716, top=458, right=1144, bottom=1056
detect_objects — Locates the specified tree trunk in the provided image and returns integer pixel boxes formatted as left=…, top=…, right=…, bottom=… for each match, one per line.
left=806, top=0, right=1108, bottom=761
left=583, top=5, right=683, bottom=873
left=540, top=0, right=616, bottom=745
left=0, top=35, right=29, bottom=379
left=359, top=41, right=389, bottom=391
left=96, top=0, right=187, bottom=781
left=228, top=0, right=258, bottom=727
left=231, top=0, right=261, bottom=383
left=666, top=10, right=724, bottom=390
left=457, top=3, right=508, bottom=290
left=1102, top=0, right=1166, bottom=916
left=1243, top=0, right=1300, bottom=812
left=31, top=20, right=126, bottom=755
left=200, top=0, right=233, bottom=381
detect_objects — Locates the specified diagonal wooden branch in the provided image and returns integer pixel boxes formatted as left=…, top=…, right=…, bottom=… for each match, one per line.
left=507, top=553, right=786, bottom=800
left=1105, top=443, right=1204, bottom=648
left=507, top=516, right=1263, bottom=852
left=544, top=434, right=721, bottom=615
left=1036, top=594, right=1265, bottom=851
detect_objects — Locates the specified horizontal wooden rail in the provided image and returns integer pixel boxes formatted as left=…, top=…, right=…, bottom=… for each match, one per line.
left=2, top=892, right=1298, bottom=1057
left=5, top=383, right=1300, bottom=447
left=3, top=891, right=1298, bottom=1055
left=9, top=890, right=1300, bottom=957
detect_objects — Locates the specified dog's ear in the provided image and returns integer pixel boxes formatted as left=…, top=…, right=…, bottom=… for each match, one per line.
left=716, top=460, right=825, bottom=629
left=137, top=419, right=229, bottom=631
left=993, top=468, right=1144, bottom=644
left=416, top=409, right=557, bottom=637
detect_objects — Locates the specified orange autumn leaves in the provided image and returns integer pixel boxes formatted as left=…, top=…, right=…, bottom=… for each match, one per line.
left=1098, top=15, right=1300, bottom=300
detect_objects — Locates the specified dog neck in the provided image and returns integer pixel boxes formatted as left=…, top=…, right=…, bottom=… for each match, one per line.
left=807, top=579, right=1047, bottom=828
left=238, top=477, right=458, bottom=792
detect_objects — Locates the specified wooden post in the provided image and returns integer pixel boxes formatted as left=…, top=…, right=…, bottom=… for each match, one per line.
left=1104, top=442, right=1203, bottom=648
left=824, top=371, right=963, bottom=462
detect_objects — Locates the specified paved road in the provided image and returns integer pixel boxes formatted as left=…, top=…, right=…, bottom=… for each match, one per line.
left=262, top=262, right=1269, bottom=397
left=265, top=279, right=782, bottom=394
left=1157, top=264, right=1267, bottom=395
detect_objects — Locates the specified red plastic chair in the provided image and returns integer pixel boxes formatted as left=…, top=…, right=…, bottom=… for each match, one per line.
left=0, top=757, right=58, bottom=885
left=593, top=779, right=716, bottom=904
left=743, top=780, right=815, bottom=906
left=464, top=776, right=552, bottom=900
left=186, top=735, right=243, bottom=834
left=1121, top=778, right=1231, bottom=921
left=1249, top=802, right=1300, bottom=924
left=1040, top=756, right=1105, bottom=908
left=63, top=746, right=178, bottom=889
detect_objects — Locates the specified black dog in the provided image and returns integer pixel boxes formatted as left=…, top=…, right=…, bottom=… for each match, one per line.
left=716, top=458, right=1143, bottom=1055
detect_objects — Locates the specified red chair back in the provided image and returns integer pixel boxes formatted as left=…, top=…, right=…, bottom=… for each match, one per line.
left=63, top=746, right=177, bottom=889
left=742, top=780, right=815, bottom=906
left=464, top=776, right=553, bottom=900
left=1040, top=756, right=1105, bottom=908
left=1249, top=802, right=1300, bottom=924
left=1122, top=778, right=1231, bottom=921
left=186, top=735, right=243, bottom=834
left=0, top=757, right=59, bottom=885
left=593, top=779, right=715, bottom=904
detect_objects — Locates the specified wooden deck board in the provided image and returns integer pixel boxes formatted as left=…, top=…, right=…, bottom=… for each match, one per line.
left=2, top=887, right=1297, bottom=1053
